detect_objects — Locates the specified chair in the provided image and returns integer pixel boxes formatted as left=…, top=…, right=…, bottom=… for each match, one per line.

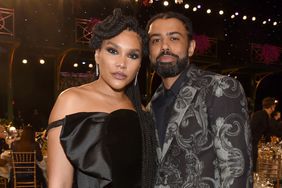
left=0, top=176, right=7, bottom=188
left=11, top=151, right=37, bottom=188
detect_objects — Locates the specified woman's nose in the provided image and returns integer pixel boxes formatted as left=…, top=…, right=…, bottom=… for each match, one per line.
left=116, top=56, right=127, bottom=69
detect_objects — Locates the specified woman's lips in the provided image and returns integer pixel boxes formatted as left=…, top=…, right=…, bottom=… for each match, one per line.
left=112, top=72, right=127, bottom=80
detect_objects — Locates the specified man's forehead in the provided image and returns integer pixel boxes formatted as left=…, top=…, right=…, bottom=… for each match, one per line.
left=148, top=18, right=187, bottom=35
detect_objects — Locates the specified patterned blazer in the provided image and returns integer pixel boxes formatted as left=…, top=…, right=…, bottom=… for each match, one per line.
left=148, top=65, right=252, bottom=188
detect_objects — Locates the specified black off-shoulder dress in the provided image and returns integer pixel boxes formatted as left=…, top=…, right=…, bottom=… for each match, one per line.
left=47, top=109, right=142, bottom=188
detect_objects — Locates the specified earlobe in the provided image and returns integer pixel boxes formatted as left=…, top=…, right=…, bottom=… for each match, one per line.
left=188, top=40, right=196, bottom=57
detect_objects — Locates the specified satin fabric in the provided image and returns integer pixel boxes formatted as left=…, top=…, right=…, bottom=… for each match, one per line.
left=49, top=109, right=142, bottom=188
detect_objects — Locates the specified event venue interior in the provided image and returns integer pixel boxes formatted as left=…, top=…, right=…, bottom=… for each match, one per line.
left=0, top=0, right=282, bottom=187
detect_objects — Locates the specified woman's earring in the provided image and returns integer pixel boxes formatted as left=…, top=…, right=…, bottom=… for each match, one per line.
left=95, top=64, right=99, bottom=77
left=134, top=72, right=138, bottom=86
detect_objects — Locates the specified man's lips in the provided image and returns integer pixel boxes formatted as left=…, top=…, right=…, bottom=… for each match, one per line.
left=112, top=72, right=127, bottom=80
left=157, top=55, right=176, bottom=62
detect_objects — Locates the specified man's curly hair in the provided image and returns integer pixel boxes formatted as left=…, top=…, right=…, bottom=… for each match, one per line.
left=90, top=8, right=148, bottom=56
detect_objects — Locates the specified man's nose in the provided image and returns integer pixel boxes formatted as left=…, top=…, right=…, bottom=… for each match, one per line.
left=161, top=39, right=170, bottom=52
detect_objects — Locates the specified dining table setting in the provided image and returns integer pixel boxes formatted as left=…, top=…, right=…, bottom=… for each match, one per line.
left=254, top=136, right=282, bottom=188
left=0, top=123, right=48, bottom=184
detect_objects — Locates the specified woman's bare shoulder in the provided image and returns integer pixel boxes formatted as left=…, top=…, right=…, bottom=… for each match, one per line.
left=49, top=86, right=91, bottom=123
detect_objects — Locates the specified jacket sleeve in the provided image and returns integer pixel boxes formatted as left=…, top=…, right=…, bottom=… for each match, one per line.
left=208, top=76, right=253, bottom=188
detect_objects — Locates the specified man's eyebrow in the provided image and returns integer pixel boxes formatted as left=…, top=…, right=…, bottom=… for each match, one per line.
left=149, top=32, right=184, bottom=39
left=149, top=33, right=161, bottom=39
left=167, top=31, right=184, bottom=37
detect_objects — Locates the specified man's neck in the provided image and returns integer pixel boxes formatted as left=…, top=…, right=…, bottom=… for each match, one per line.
left=162, top=74, right=181, bottom=90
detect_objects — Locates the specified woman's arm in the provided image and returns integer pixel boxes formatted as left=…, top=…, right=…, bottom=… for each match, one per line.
left=47, top=126, right=74, bottom=188
left=47, top=90, right=77, bottom=188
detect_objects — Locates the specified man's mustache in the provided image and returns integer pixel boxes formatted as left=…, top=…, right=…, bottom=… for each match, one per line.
left=156, top=50, right=179, bottom=61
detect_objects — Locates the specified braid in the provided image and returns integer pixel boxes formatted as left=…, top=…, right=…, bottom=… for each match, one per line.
left=90, top=8, right=148, bottom=56
left=126, top=83, right=158, bottom=188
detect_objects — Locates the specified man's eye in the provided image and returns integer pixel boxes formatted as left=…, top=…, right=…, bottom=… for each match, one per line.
left=151, top=38, right=160, bottom=44
left=171, top=37, right=179, bottom=41
left=129, top=53, right=140, bottom=60
left=106, top=47, right=118, bottom=54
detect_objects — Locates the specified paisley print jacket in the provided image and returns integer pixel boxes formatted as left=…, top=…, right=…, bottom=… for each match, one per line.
left=148, top=65, right=253, bottom=188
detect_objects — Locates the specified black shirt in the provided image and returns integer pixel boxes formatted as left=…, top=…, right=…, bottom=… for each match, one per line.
left=152, top=69, right=189, bottom=147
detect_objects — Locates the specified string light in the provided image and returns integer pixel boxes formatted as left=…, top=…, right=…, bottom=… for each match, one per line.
left=39, top=59, right=45, bottom=64
left=184, top=4, right=189, bottom=9
left=153, top=1, right=279, bottom=27
left=22, top=59, right=28, bottom=64
left=163, top=1, right=169, bottom=6
left=175, top=0, right=183, bottom=4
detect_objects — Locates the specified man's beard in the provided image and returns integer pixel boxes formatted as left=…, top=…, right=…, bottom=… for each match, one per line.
left=152, top=51, right=189, bottom=78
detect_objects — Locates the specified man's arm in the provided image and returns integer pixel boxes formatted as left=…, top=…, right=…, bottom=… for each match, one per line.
left=209, top=77, right=252, bottom=188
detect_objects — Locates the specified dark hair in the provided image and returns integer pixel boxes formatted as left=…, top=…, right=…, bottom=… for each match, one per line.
left=262, top=97, right=275, bottom=109
left=91, top=8, right=157, bottom=187
left=146, top=11, right=193, bottom=40
left=126, top=82, right=157, bottom=188
left=90, top=8, right=148, bottom=56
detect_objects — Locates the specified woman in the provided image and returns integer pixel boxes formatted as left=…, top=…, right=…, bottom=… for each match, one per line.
left=47, top=9, right=157, bottom=188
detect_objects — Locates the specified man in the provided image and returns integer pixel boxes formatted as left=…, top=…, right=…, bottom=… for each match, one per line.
left=267, top=111, right=282, bottom=141
left=251, top=97, right=277, bottom=171
left=146, top=12, right=252, bottom=187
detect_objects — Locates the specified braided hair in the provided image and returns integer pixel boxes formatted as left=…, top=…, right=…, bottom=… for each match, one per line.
left=90, top=8, right=157, bottom=188
left=90, top=8, right=148, bottom=56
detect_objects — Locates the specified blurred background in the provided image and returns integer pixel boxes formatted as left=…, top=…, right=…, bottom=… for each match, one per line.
left=0, top=0, right=281, bottom=128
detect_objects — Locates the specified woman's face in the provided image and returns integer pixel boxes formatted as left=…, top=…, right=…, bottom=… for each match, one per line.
left=95, top=30, right=142, bottom=91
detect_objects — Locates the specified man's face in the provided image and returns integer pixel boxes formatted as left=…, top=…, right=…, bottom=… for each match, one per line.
left=147, top=18, right=195, bottom=78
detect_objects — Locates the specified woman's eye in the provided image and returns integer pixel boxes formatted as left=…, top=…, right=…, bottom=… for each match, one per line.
left=106, top=47, right=118, bottom=54
left=129, top=53, right=140, bottom=60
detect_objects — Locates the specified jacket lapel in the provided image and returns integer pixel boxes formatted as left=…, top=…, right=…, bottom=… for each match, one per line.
left=160, top=85, right=198, bottom=161
left=149, top=65, right=201, bottom=162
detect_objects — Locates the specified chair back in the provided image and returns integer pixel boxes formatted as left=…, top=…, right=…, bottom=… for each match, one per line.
left=0, top=176, right=7, bottom=188
left=11, top=151, right=37, bottom=188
